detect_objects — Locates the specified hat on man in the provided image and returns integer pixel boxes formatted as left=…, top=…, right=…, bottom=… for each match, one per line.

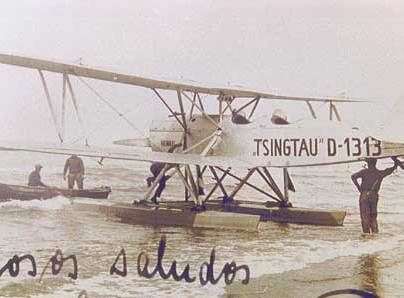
left=35, top=164, right=43, bottom=169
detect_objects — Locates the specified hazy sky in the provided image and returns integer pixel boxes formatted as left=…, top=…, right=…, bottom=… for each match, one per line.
left=0, top=1, right=403, bottom=144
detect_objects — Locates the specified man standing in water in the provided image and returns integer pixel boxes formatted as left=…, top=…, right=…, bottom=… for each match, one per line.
left=63, top=154, right=85, bottom=190
left=145, top=144, right=182, bottom=204
left=351, top=158, right=399, bottom=234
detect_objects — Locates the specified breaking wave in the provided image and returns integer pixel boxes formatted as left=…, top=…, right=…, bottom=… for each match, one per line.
left=0, top=196, right=72, bottom=210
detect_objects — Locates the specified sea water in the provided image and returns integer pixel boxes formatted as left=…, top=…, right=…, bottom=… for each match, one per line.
left=0, top=151, right=403, bottom=297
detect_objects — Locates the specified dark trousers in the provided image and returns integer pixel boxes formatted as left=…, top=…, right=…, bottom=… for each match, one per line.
left=68, top=173, right=83, bottom=190
left=359, top=191, right=379, bottom=233
left=147, top=175, right=167, bottom=199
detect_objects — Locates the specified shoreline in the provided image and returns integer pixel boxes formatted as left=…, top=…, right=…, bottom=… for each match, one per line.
left=225, top=245, right=404, bottom=297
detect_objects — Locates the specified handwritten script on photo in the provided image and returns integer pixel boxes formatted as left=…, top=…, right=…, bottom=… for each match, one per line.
left=0, top=235, right=250, bottom=286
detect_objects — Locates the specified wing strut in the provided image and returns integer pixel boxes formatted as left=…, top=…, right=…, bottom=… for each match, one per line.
left=38, top=70, right=63, bottom=143
left=329, top=102, right=341, bottom=121
left=181, top=91, right=221, bottom=129
left=235, top=96, right=258, bottom=114
left=257, top=168, right=284, bottom=202
left=61, top=73, right=67, bottom=141
left=177, top=90, right=189, bottom=201
left=65, top=75, right=89, bottom=146
left=306, top=101, right=317, bottom=119
left=152, top=88, right=186, bottom=131
left=205, top=167, right=284, bottom=204
left=175, top=166, right=200, bottom=205
left=283, top=168, right=290, bottom=204
left=248, top=96, right=261, bottom=120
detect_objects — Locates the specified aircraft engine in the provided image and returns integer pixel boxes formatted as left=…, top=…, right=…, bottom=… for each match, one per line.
left=149, top=114, right=219, bottom=153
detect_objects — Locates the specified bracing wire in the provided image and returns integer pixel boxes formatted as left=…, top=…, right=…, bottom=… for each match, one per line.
left=75, top=75, right=143, bottom=135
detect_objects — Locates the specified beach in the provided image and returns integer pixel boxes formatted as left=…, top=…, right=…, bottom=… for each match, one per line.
left=226, top=245, right=404, bottom=297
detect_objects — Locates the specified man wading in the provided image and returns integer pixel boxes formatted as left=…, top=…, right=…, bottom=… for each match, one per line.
left=63, top=154, right=85, bottom=190
left=351, top=158, right=399, bottom=234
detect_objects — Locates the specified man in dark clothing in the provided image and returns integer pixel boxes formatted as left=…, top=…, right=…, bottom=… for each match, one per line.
left=231, top=111, right=250, bottom=124
left=63, top=154, right=85, bottom=190
left=146, top=162, right=206, bottom=206
left=351, top=158, right=399, bottom=234
left=28, top=164, right=46, bottom=187
left=146, top=162, right=168, bottom=204
left=271, top=109, right=290, bottom=125
left=145, top=144, right=182, bottom=204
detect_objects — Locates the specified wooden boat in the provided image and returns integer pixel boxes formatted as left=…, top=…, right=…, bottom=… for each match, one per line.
left=0, top=183, right=111, bottom=201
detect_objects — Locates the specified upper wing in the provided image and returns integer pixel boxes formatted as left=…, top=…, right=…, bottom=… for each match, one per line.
left=0, top=53, right=364, bottom=103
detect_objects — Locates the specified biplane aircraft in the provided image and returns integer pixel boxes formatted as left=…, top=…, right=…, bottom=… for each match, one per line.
left=0, top=53, right=403, bottom=230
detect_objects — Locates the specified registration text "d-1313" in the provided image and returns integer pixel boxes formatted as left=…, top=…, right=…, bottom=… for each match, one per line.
left=253, top=137, right=382, bottom=157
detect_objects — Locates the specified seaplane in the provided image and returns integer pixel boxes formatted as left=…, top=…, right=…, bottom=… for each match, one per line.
left=0, top=53, right=403, bottom=231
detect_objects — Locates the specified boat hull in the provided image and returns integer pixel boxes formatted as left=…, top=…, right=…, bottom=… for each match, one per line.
left=0, top=183, right=111, bottom=201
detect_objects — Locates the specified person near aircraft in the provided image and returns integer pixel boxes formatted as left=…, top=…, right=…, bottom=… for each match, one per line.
left=231, top=110, right=250, bottom=124
left=271, top=109, right=290, bottom=125
left=63, top=154, right=85, bottom=190
left=146, top=144, right=182, bottom=204
left=351, top=157, right=399, bottom=234
left=28, top=164, right=47, bottom=187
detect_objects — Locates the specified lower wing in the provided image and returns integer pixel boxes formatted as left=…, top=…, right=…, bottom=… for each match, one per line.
left=0, top=144, right=256, bottom=168
left=0, top=144, right=401, bottom=168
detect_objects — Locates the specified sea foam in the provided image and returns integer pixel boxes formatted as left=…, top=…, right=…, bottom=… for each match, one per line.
left=0, top=196, right=72, bottom=210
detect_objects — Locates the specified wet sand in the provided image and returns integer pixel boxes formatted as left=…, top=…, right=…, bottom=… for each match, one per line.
left=225, top=246, right=404, bottom=297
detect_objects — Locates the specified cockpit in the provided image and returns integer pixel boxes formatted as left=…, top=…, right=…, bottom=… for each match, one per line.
left=231, top=109, right=290, bottom=125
